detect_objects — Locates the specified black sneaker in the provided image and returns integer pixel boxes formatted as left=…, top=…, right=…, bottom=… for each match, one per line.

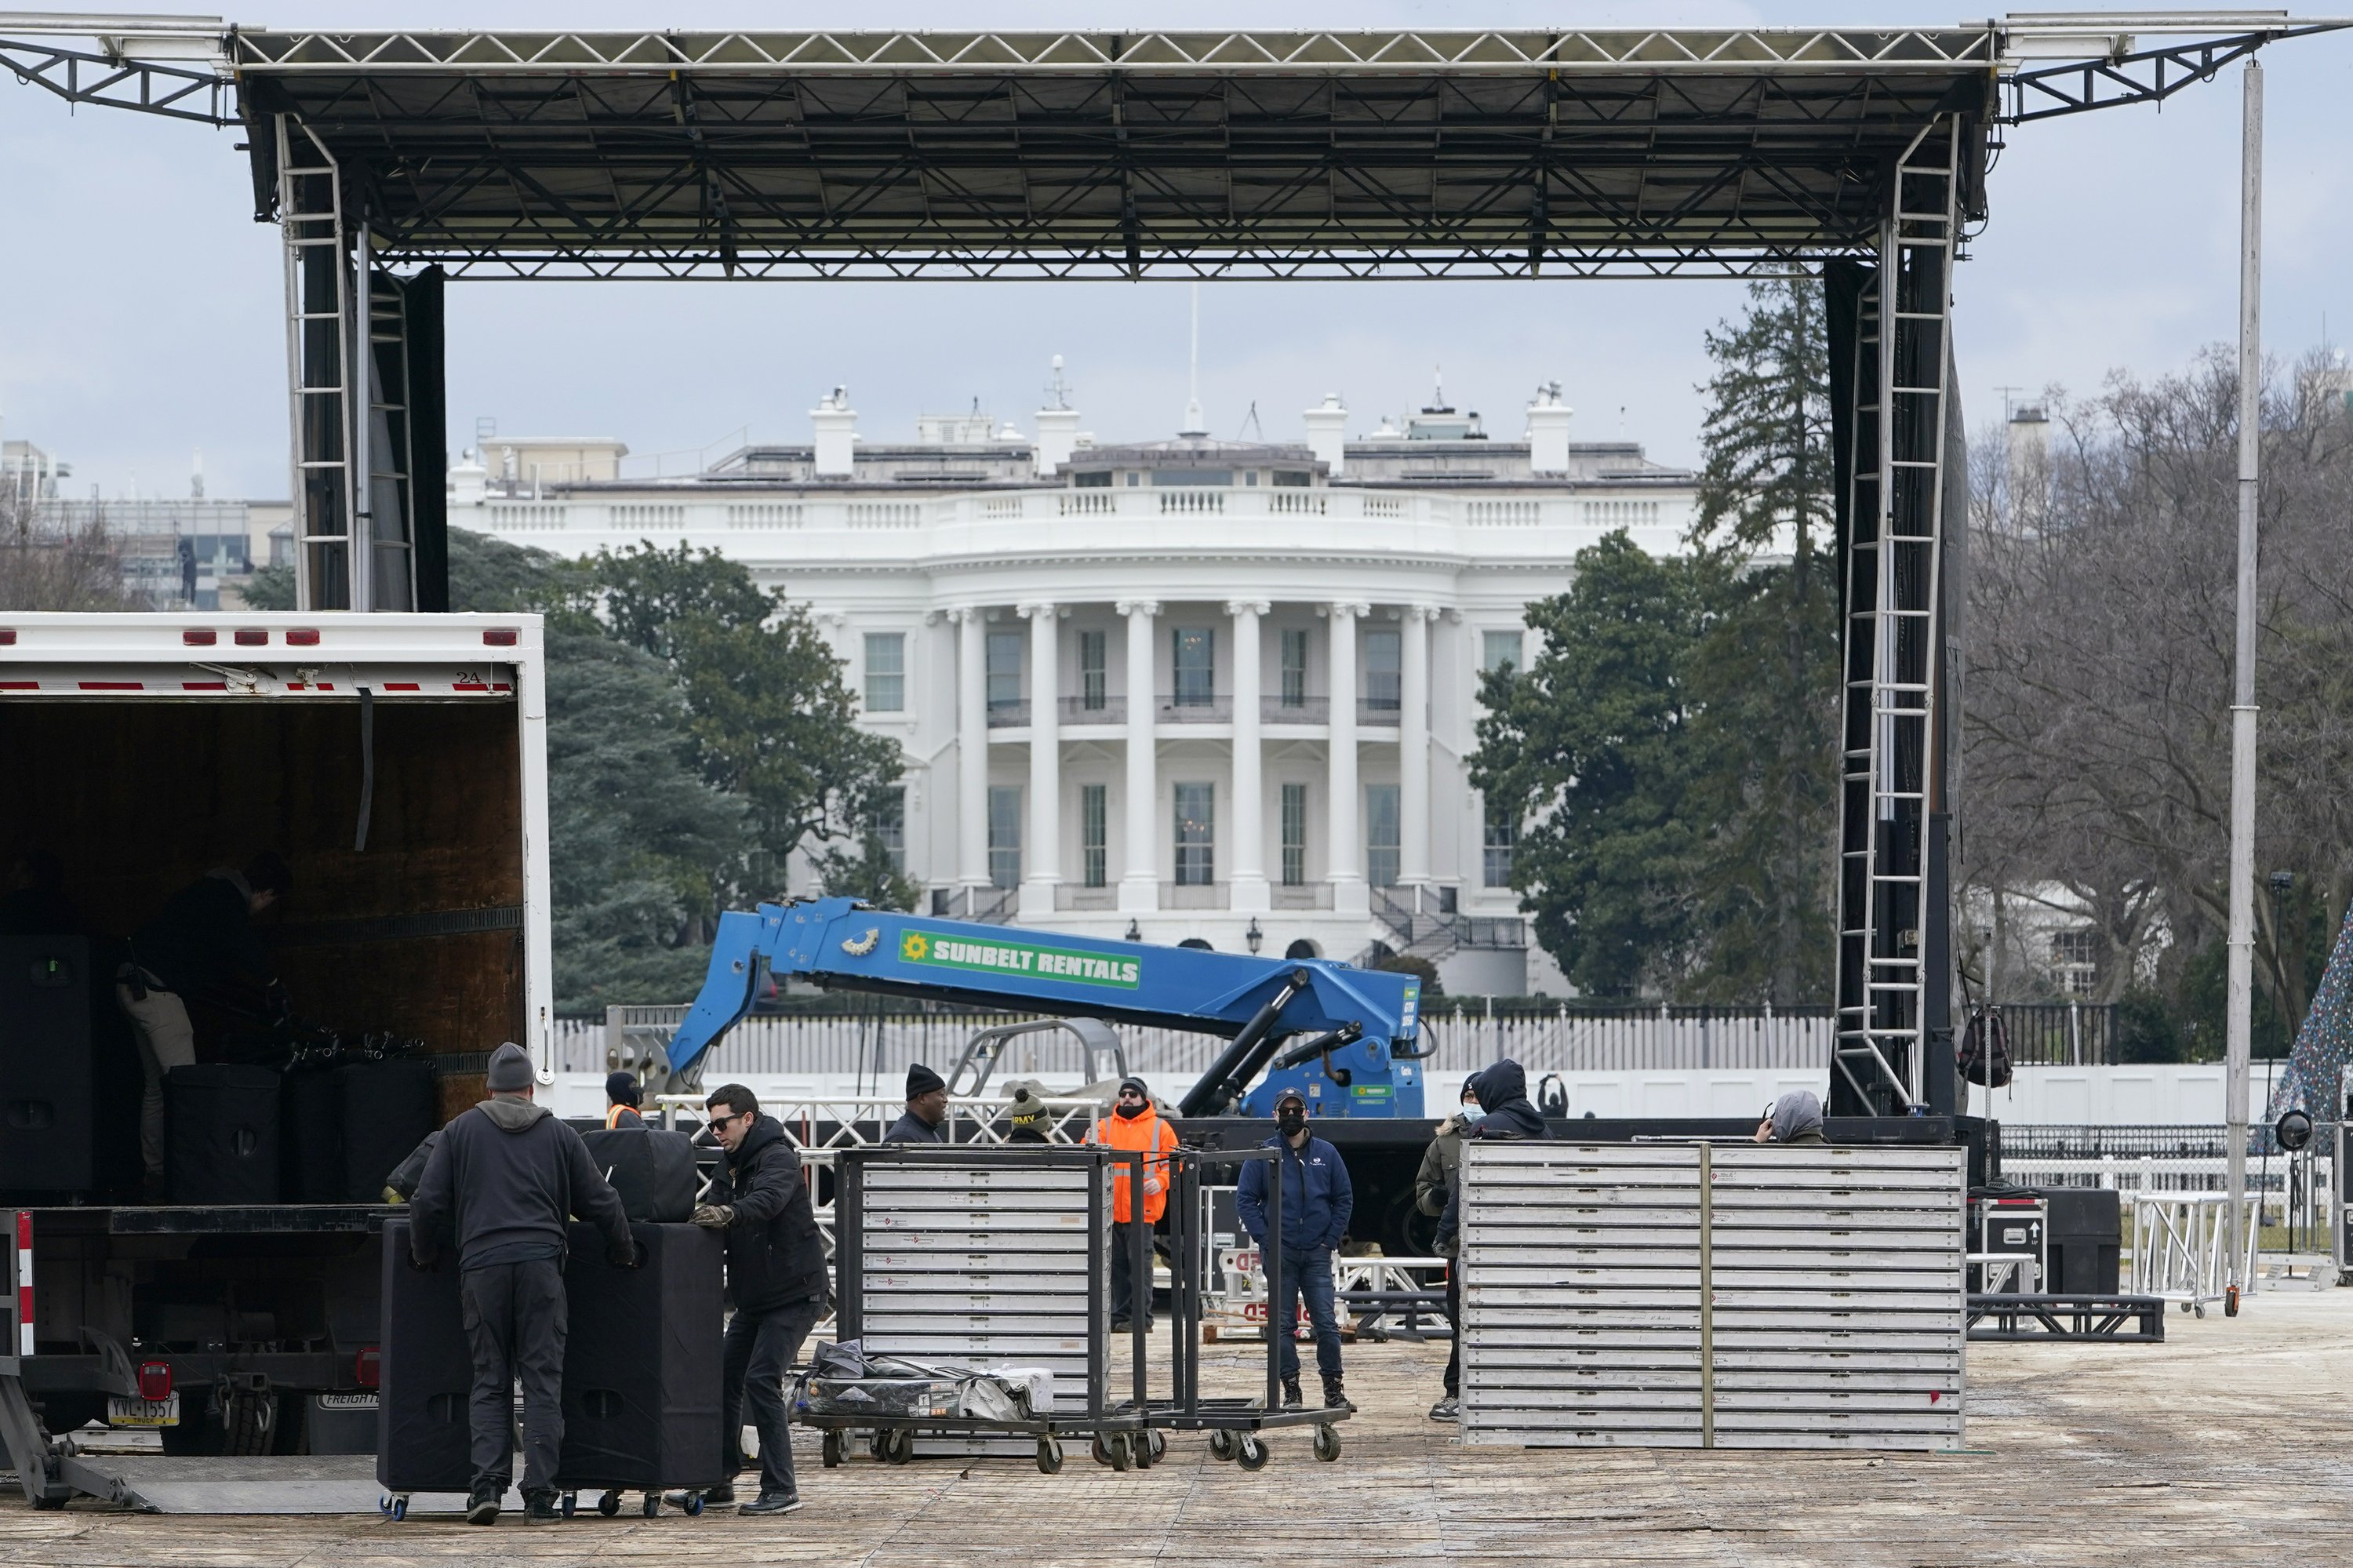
left=1281, top=1377, right=1302, bottom=1409
left=1110, top=1319, right=1133, bottom=1334
left=1429, top=1395, right=1460, bottom=1422
left=524, top=1492, right=562, bottom=1526
left=1322, top=1377, right=1349, bottom=1410
left=739, top=1490, right=803, bottom=1515
left=464, top=1487, right=501, bottom=1526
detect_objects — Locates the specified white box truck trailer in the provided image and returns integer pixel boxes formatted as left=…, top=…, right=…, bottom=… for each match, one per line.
left=0, top=611, right=553, bottom=1502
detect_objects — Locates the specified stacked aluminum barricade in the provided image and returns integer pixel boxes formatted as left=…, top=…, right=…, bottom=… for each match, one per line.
left=838, top=1147, right=1113, bottom=1457
left=1459, top=1141, right=1966, bottom=1450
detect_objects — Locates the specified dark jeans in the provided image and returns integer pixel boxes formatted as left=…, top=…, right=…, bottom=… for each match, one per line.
left=1271, top=1246, right=1341, bottom=1383
left=723, top=1295, right=823, bottom=1499
left=459, top=1259, right=566, bottom=1497
left=1443, top=1261, right=1460, bottom=1396
left=1111, top=1221, right=1150, bottom=1326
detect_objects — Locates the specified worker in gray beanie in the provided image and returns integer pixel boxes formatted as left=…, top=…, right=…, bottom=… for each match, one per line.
left=1755, top=1089, right=1827, bottom=1145
left=886, top=1061, right=948, bottom=1144
left=408, top=1042, right=634, bottom=1526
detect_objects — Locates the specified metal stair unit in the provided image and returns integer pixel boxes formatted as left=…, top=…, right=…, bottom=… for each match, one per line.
left=1369, top=886, right=1525, bottom=966
left=1833, top=118, right=1962, bottom=1116
left=278, top=114, right=356, bottom=610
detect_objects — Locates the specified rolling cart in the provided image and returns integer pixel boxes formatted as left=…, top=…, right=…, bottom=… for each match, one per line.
left=802, top=1143, right=1158, bottom=1475
left=1155, top=1145, right=1349, bottom=1468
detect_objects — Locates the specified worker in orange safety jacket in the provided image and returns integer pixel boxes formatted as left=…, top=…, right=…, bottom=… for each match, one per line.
left=1088, top=1075, right=1179, bottom=1333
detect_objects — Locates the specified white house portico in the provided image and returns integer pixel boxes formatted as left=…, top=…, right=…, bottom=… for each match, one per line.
left=450, top=379, right=1696, bottom=994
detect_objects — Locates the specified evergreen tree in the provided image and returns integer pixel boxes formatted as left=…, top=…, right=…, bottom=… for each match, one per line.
left=1683, top=277, right=1841, bottom=1005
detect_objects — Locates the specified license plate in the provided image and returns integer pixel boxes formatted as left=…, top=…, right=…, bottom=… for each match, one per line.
left=108, top=1394, right=180, bottom=1428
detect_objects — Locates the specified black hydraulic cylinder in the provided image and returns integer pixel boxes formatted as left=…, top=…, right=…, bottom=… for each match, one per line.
left=1178, top=970, right=1309, bottom=1119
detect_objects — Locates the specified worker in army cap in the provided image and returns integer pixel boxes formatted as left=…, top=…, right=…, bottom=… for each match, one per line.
left=885, top=1063, right=948, bottom=1143
left=409, top=1042, right=635, bottom=1526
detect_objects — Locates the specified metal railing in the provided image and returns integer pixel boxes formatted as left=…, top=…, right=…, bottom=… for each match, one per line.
left=1263, top=696, right=1329, bottom=723
left=1357, top=697, right=1401, bottom=726
left=1271, top=881, right=1334, bottom=909
left=1974, top=1001, right=2120, bottom=1065
left=1057, top=695, right=1126, bottom=724
left=984, top=699, right=1030, bottom=727
left=1155, top=693, right=1231, bottom=722
left=1159, top=879, right=1229, bottom=909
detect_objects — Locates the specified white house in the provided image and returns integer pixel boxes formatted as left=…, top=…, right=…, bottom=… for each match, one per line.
left=449, top=373, right=1697, bottom=995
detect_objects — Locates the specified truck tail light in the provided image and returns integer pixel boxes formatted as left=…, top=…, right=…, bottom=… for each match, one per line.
left=138, top=1361, right=173, bottom=1401
left=482, top=628, right=518, bottom=646
left=286, top=628, right=320, bottom=647
left=182, top=628, right=216, bottom=646
left=234, top=629, right=268, bottom=647
left=355, top=1346, right=381, bottom=1389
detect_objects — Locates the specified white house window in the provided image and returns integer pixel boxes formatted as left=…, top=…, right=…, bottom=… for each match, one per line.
left=1366, top=784, right=1401, bottom=887
left=1481, top=630, right=1522, bottom=675
left=874, top=787, right=907, bottom=874
left=1079, top=630, right=1108, bottom=710
left=1364, top=629, right=1402, bottom=711
left=986, top=630, right=1023, bottom=714
left=1482, top=803, right=1515, bottom=887
left=864, top=632, right=904, bottom=711
left=1280, top=629, right=1310, bottom=708
left=1281, top=784, right=1307, bottom=885
left=1173, top=627, right=1215, bottom=707
left=1173, top=782, right=1215, bottom=886
left=1082, top=784, right=1108, bottom=887
left=987, top=786, right=1022, bottom=888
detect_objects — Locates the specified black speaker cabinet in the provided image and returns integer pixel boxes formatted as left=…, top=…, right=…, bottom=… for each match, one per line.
left=376, top=1217, right=475, bottom=1494
left=579, top=1126, right=701, bottom=1222
left=337, top=1057, right=438, bottom=1202
left=279, top=1065, right=344, bottom=1203
left=165, top=1063, right=280, bottom=1204
left=0, top=936, right=93, bottom=1191
left=555, top=1221, right=726, bottom=1493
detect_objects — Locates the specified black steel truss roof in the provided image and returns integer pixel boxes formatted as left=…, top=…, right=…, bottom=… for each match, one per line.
left=7, top=20, right=2340, bottom=279
left=217, top=27, right=2008, bottom=280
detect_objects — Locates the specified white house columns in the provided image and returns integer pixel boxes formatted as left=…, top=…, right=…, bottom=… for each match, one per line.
left=1227, top=599, right=1271, bottom=912
left=954, top=607, right=988, bottom=890
left=1020, top=602, right=1062, bottom=916
left=1118, top=598, right=1160, bottom=911
left=1324, top=600, right=1369, bottom=916
left=1399, top=604, right=1435, bottom=889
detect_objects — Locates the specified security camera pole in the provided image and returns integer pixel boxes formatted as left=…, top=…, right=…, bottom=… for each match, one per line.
left=2223, top=56, right=2264, bottom=1301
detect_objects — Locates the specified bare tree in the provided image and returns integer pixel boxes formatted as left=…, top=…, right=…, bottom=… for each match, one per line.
left=0, top=487, right=134, bottom=612
left=1964, top=347, right=2353, bottom=1028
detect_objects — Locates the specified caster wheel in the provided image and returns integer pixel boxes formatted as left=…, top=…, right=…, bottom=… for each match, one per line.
left=885, top=1429, right=914, bottom=1466
left=391, top=1497, right=409, bottom=1521
left=1108, top=1432, right=1132, bottom=1472
left=1314, top=1424, right=1341, bottom=1463
left=1036, top=1436, right=1064, bottom=1475
left=1207, top=1429, right=1236, bottom=1462
left=870, top=1432, right=890, bottom=1463
left=2225, top=1286, right=2241, bottom=1318
left=1133, top=1430, right=1155, bottom=1469
left=378, top=1494, right=392, bottom=1516
left=2194, top=1303, right=2207, bottom=1319
left=1147, top=1430, right=1168, bottom=1464
left=642, top=1491, right=661, bottom=1516
left=1092, top=1432, right=1111, bottom=1467
left=822, top=1430, right=844, bottom=1468
left=562, top=1493, right=577, bottom=1519
left=685, top=1494, right=705, bottom=1517
left=598, top=1492, right=621, bottom=1517
left=1235, top=1435, right=1270, bottom=1471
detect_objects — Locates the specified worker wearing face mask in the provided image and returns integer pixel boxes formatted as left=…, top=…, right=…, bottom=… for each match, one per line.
left=1414, top=1082, right=1484, bottom=1421
left=1086, top=1075, right=1179, bottom=1333
left=1235, top=1088, right=1355, bottom=1410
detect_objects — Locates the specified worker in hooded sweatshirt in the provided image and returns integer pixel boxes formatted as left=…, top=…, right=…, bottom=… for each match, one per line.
left=885, top=1063, right=949, bottom=1143
left=1433, top=1058, right=1549, bottom=1262
left=1087, top=1075, right=1180, bottom=1332
left=604, top=1071, right=648, bottom=1129
left=1236, top=1088, right=1354, bottom=1410
left=408, top=1042, right=635, bottom=1528
left=1755, top=1089, right=1828, bottom=1145
left=1415, top=1080, right=1483, bottom=1422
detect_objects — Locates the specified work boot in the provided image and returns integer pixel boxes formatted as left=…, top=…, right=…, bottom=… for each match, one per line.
left=524, top=1491, right=562, bottom=1526
left=1428, top=1395, right=1460, bottom=1422
left=464, top=1486, right=500, bottom=1526
left=1281, top=1377, right=1302, bottom=1409
left=1322, top=1376, right=1349, bottom=1410
left=739, top=1490, right=803, bottom=1515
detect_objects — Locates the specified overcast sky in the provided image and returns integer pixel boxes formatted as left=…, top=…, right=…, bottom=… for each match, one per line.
left=5, top=2, right=2351, bottom=499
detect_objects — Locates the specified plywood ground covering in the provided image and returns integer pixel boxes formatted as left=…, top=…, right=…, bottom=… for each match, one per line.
left=4, top=1291, right=2351, bottom=1565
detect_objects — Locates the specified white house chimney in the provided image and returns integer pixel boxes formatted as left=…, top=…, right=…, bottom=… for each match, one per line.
left=2006, top=402, right=2049, bottom=522
left=812, top=386, right=858, bottom=478
left=1304, top=393, right=1347, bottom=475
left=448, top=449, right=489, bottom=508
left=1035, top=354, right=1081, bottom=475
left=1526, top=382, right=1573, bottom=475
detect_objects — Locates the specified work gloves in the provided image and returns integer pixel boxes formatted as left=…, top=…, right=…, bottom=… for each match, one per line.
left=692, top=1204, right=736, bottom=1230
left=607, top=1239, right=644, bottom=1268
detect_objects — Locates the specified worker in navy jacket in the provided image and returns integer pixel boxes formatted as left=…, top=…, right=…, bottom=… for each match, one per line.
left=1235, top=1088, right=1354, bottom=1410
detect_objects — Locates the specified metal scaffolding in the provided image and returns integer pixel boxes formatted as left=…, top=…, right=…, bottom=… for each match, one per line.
left=5, top=12, right=2331, bottom=1113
